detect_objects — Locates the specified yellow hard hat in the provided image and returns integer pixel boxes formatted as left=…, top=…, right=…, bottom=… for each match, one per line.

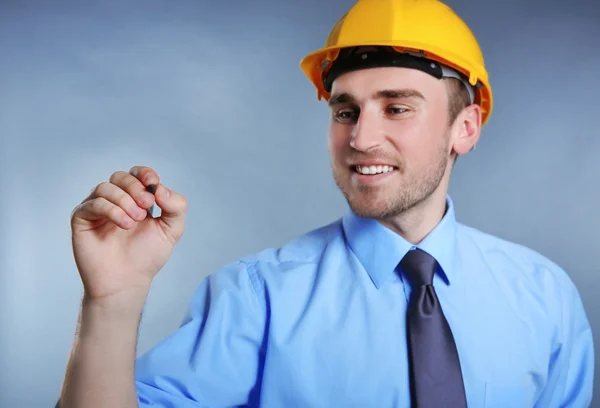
left=299, top=0, right=493, bottom=125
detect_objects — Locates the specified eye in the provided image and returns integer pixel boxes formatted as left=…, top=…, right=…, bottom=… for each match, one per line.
left=386, top=106, right=408, bottom=115
left=334, top=108, right=359, bottom=123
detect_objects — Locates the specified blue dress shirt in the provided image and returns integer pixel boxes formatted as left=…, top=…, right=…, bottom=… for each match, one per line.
left=134, top=196, right=594, bottom=407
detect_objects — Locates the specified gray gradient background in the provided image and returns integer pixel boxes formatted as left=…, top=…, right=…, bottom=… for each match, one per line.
left=1, top=0, right=598, bottom=406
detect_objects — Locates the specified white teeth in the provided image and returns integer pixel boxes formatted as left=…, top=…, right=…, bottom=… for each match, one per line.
left=356, top=165, right=395, bottom=175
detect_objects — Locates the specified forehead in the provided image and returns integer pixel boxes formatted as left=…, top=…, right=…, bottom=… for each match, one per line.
left=330, top=66, right=446, bottom=102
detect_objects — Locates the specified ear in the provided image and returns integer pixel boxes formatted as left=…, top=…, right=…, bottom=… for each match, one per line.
left=451, top=104, right=482, bottom=156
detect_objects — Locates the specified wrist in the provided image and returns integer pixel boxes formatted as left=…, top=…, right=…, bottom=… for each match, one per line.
left=82, top=286, right=150, bottom=321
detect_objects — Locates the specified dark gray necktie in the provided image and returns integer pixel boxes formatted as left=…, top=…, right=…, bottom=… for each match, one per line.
left=400, top=248, right=467, bottom=408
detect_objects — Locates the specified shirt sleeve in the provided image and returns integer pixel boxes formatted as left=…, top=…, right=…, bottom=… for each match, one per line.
left=535, top=276, right=594, bottom=407
left=134, top=259, right=267, bottom=407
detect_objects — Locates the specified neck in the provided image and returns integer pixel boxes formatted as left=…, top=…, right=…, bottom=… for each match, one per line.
left=379, top=188, right=448, bottom=244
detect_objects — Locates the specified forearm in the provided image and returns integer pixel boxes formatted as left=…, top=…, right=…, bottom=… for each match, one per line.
left=58, top=289, right=148, bottom=408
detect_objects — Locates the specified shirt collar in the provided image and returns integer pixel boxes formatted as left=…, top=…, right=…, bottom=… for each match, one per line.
left=342, top=195, right=458, bottom=289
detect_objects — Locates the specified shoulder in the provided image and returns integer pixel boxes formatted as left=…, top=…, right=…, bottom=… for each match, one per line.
left=456, top=222, right=583, bottom=305
left=197, top=218, right=345, bottom=304
left=240, top=217, right=344, bottom=269
left=455, top=223, right=593, bottom=344
left=456, top=222, right=572, bottom=284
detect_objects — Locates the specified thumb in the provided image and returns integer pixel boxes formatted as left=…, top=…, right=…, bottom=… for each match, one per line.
left=153, top=184, right=188, bottom=242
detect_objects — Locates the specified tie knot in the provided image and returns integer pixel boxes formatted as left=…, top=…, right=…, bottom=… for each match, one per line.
left=400, top=248, right=437, bottom=287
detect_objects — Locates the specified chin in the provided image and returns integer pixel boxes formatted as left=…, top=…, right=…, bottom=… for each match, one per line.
left=332, top=172, right=396, bottom=219
left=345, top=192, right=404, bottom=219
left=334, top=174, right=441, bottom=220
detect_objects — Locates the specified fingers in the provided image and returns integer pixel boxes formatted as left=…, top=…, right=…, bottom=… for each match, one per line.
left=109, top=170, right=156, bottom=211
left=72, top=180, right=148, bottom=230
left=75, top=197, right=136, bottom=230
left=154, top=183, right=188, bottom=242
left=95, top=181, right=149, bottom=222
left=72, top=166, right=187, bottom=238
left=129, top=165, right=160, bottom=190
left=72, top=166, right=158, bottom=229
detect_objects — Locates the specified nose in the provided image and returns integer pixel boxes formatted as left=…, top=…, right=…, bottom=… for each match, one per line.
left=349, top=109, right=385, bottom=152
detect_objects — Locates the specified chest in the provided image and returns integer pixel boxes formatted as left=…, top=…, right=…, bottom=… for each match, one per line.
left=258, top=280, right=550, bottom=407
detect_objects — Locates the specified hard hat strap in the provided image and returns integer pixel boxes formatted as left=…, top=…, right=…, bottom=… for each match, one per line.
left=322, top=46, right=474, bottom=104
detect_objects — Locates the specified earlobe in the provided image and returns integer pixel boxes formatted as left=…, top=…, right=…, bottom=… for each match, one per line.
left=452, top=104, right=482, bottom=156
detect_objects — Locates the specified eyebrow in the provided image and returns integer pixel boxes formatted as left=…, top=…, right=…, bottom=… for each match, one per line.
left=328, top=89, right=426, bottom=106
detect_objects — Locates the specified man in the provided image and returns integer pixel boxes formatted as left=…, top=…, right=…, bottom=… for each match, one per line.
left=57, top=0, right=594, bottom=407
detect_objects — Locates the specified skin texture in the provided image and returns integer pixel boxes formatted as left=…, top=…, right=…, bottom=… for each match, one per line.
left=327, top=66, right=482, bottom=243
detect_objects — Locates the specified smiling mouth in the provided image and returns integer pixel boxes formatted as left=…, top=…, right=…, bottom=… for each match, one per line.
left=353, top=164, right=397, bottom=175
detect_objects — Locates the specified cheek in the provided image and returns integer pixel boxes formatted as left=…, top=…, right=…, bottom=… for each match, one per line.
left=387, top=122, right=441, bottom=165
left=385, top=121, right=423, bottom=152
left=328, top=124, right=351, bottom=158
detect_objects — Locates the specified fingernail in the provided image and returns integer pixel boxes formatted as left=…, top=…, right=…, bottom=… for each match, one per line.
left=164, top=187, right=170, bottom=198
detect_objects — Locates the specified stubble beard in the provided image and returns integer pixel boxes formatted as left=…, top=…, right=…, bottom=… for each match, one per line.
left=332, top=134, right=450, bottom=220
